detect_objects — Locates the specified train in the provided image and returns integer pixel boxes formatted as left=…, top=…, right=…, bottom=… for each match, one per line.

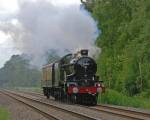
left=42, top=49, right=105, bottom=105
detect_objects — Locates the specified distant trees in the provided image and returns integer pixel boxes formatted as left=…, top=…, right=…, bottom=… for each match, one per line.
left=0, top=50, right=61, bottom=87
left=0, top=55, right=41, bottom=87
left=85, top=0, right=150, bottom=96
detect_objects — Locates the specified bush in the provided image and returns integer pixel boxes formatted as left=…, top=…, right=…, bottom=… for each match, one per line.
left=98, top=89, right=150, bottom=109
left=138, top=90, right=150, bottom=99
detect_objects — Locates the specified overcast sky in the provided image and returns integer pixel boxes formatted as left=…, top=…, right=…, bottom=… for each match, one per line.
left=0, top=0, right=81, bottom=68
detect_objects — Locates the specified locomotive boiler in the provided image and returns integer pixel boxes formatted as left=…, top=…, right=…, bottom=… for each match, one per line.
left=42, top=49, right=104, bottom=105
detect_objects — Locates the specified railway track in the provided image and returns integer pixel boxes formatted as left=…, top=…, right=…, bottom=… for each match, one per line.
left=1, top=90, right=100, bottom=120
left=0, top=90, right=58, bottom=120
left=7, top=90, right=150, bottom=120
left=90, top=104, right=150, bottom=120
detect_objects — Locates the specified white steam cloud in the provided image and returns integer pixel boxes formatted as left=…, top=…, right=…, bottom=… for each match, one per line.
left=0, top=0, right=100, bottom=66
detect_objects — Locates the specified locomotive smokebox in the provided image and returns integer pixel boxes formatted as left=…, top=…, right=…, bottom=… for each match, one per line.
left=80, top=49, right=88, bottom=56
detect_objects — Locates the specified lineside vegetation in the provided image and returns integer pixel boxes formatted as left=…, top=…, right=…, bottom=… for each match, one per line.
left=83, top=0, right=150, bottom=108
left=0, top=107, right=10, bottom=120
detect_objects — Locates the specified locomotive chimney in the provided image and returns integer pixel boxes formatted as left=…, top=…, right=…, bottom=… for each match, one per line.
left=80, top=49, right=88, bottom=56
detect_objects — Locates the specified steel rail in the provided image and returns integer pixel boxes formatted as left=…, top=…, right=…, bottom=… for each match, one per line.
left=0, top=90, right=60, bottom=120
left=89, top=104, right=150, bottom=120
left=2, top=90, right=100, bottom=120
left=12, top=90, right=150, bottom=120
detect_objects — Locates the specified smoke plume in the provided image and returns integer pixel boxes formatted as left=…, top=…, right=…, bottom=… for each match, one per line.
left=0, top=0, right=100, bottom=66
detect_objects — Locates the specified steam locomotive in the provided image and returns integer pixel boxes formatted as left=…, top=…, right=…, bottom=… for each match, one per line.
left=42, top=49, right=105, bottom=105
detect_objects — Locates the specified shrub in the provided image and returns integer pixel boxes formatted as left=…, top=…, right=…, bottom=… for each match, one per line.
left=98, top=89, right=150, bottom=109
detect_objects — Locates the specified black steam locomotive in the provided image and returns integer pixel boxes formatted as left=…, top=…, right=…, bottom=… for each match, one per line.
left=42, top=49, right=104, bottom=105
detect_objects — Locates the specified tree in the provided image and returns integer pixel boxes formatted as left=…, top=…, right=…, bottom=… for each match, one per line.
left=84, top=0, right=150, bottom=96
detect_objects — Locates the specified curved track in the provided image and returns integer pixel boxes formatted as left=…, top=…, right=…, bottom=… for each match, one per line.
left=8, top=90, right=150, bottom=120
left=90, top=104, right=150, bottom=120
left=1, top=90, right=100, bottom=120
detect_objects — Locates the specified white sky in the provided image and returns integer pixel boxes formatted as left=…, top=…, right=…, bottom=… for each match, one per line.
left=0, top=0, right=81, bottom=68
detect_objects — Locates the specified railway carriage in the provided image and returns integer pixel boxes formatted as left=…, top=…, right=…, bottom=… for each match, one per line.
left=42, top=49, right=105, bottom=105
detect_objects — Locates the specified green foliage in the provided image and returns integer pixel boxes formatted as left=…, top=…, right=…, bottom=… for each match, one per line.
left=0, top=49, right=60, bottom=88
left=85, top=0, right=150, bottom=97
left=15, top=87, right=42, bottom=93
left=0, top=108, right=10, bottom=120
left=0, top=55, right=42, bottom=87
left=137, top=90, right=150, bottom=99
left=98, top=89, right=150, bottom=109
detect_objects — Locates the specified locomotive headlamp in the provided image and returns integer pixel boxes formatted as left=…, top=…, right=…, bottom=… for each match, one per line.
left=95, top=83, right=101, bottom=87
left=73, top=87, right=79, bottom=93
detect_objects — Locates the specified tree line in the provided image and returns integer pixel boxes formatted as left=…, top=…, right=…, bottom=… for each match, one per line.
left=84, top=0, right=150, bottom=97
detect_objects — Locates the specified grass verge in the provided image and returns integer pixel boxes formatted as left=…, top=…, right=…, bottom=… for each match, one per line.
left=14, top=87, right=42, bottom=93
left=98, top=89, right=150, bottom=109
left=0, top=107, right=10, bottom=120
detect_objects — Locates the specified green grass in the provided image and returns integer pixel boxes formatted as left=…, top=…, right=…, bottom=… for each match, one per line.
left=98, top=89, right=150, bottom=109
left=0, top=108, right=10, bottom=120
left=14, top=87, right=42, bottom=93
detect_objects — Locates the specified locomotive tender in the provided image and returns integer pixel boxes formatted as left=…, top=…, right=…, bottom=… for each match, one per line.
left=42, top=49, right=104, bottom=105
